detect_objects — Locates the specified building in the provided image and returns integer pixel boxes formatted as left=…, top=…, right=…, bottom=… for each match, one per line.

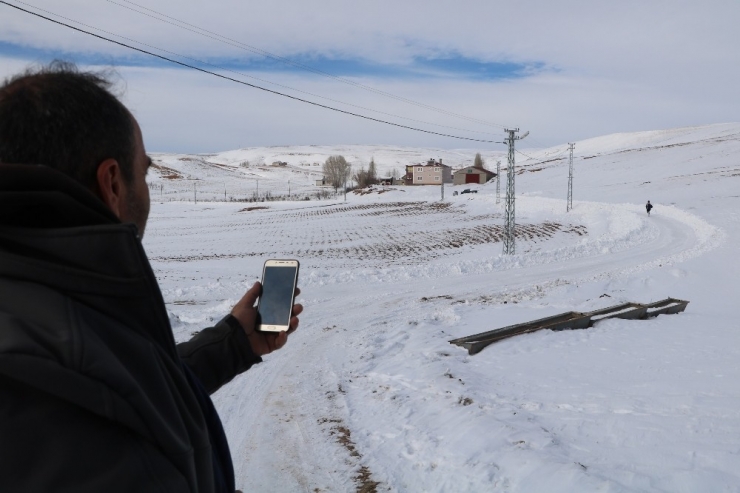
left=453, top=166, right=496, bottom=185
left=404, top=159, right=453, bottom=185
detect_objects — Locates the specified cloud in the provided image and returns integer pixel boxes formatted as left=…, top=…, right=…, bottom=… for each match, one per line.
left=1, top=0, right=738, bottom=152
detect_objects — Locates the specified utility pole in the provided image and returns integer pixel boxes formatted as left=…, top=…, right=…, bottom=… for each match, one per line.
left=502, top=129, right=527, bottom=255
left=567, top=143, right=575, bottom=212
left=441, top=179, right=444, bottom=201
left=495, top=160, right=501, bottom=204
left=193, top=182, right=197, bottom=204
left=256, top=179, right=259, bottom=201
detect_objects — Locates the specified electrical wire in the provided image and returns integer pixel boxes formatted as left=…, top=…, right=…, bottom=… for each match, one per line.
left=0, top=0, right=501, bottom=143
left=515, top=147, right=568, bottom=166
left=107, top=0, right=510, bottom=130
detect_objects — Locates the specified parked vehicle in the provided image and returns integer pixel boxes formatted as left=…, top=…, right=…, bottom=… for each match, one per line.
left=461, top=189, right=478, bottom=194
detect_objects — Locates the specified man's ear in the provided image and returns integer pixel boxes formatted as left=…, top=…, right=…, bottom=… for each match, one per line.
left=96, top=158, right=125, bottom=219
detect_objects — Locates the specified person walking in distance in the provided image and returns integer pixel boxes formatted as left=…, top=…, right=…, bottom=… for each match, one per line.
left=646, top=200, right=653, bottom=216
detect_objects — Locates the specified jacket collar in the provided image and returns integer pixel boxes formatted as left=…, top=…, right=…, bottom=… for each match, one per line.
left=0, top=163, right=121, bottom=229
left=0, top=163, right=176, bottom=356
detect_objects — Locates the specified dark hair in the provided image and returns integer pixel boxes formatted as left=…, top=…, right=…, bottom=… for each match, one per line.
left=0, top=60, right=135, bottom=189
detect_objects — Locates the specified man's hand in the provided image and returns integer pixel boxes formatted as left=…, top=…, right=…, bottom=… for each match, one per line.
left=230, top=282, right=303, bottom=356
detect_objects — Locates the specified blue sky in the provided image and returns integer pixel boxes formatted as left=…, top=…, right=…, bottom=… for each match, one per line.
left=1, top=0, right=738, bottom=153
left=0, top=39, right=543, bottom=82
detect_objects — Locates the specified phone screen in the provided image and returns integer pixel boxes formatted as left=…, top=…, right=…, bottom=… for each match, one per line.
left=258, top=264, right=298, bottom=328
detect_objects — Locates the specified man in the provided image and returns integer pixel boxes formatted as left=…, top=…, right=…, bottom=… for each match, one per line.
left=646, top=200, right=653, bottom=216
left=0, top=61, right=302, bottom=492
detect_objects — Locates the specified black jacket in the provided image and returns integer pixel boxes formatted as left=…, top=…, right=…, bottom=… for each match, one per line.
left=0, top=164, right=261, bottom=492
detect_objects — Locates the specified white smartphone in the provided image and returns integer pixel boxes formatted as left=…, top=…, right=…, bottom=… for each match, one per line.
left=257, top=259, right=300, bottom=332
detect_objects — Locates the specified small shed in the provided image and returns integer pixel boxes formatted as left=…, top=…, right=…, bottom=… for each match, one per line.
left=453, top=166, right=496, bottom=185
left=379, top=176, right=405, bottom=186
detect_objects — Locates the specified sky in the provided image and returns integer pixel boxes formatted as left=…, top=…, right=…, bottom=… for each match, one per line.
left=1, top=0, right=739, bottom=153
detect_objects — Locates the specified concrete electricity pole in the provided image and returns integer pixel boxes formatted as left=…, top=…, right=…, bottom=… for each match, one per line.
left=503, top=129, right=527, bottom=255
left=567, top=143, right=575, bottom=212
left=496, top=160, right=501, bottom=204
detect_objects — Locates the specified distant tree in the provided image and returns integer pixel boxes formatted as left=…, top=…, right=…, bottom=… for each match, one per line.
left=323, top=155, right=351, bottom=192
left=474, top=152, right=487, bottom=169
left=367, top=157, right=378, bottom=185
left=391, top=168, right=400, bottom=180
left=352, top=157, right=381, bottom=188
left=353, top=165, right=369, bottom=188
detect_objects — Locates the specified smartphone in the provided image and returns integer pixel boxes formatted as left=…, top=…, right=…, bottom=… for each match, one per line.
left=257, top=259, right=300, bottom=332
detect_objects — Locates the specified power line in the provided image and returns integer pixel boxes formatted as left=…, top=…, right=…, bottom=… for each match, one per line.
left=106, top=0, right=510, bottom=130
left=0, top=0, right=499, bottom=143
left=7, top=0, right=494, bottom=137
left=515, top=147, right=569, bottom=165
left=513, top=133, right=554, bottom=151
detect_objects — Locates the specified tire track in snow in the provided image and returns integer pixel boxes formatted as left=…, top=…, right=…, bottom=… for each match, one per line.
left=218, top=330, right=384, bottom=492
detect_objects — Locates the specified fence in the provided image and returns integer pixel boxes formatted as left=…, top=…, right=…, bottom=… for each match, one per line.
left=148, top=180, right=337, bottom=203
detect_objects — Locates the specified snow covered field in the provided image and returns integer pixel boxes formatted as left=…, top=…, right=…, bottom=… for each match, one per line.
left=143, top=123, right=740, bottom=492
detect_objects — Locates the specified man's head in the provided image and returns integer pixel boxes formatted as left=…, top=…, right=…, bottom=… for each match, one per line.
left=0, top=60, right=151, bottom=236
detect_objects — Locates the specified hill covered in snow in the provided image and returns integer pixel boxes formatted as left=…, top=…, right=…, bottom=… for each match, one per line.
left=147, top=123, right=740, bottom=202
left=148, top=143, right=504, bottom=201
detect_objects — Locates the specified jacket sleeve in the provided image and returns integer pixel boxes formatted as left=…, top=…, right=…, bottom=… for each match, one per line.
left=177, top=314, right=262, bottom=394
